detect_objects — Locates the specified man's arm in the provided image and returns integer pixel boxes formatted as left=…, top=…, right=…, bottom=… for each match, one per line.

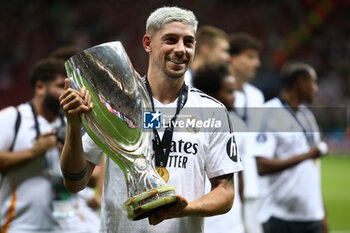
left=190, top=173, right=235, bottom=216
left=59, top=78, right=94, bottom=193
left=255, top=145, right=321, bottom=175
left=0, top=132, right=57, bottom=173
left=148, top=173, right=235, bottom=225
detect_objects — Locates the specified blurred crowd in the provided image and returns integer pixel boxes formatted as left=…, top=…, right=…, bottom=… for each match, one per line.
left=0, top=1, right=349, bottom=102
left=1, top=1, right=349, bottom=149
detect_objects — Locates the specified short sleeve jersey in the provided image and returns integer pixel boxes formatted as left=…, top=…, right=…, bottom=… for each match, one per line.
left=234, top=82, right=265, bottom=199
left=204, top=111, right=246, bottom=233
left=249, top=97, right=325, bottom=223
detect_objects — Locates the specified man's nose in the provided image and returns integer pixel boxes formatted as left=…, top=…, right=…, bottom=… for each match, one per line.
left=174, top=41, right=185, bottom=55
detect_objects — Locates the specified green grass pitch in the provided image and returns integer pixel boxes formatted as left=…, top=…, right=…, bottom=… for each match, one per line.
left=322, top=154, right=350, bottom=233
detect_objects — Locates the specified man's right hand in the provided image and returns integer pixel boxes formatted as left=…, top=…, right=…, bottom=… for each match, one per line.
left=309, top=141, right=329, bottom=160
left=308, top=145, right=321, bottom=159
left=31, top=131, right=58, bottom=158
left=59, top=78, right=93, bottom=126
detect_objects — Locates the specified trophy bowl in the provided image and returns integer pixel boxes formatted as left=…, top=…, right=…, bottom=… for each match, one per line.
left=65, top=41, right=177, bottom=220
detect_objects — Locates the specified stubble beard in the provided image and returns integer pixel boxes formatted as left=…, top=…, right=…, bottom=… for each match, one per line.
left=43, top=92, right=61, bottom=116
left=162, top=59, right=188, bottom=80
left=164, top=68, right=186, bottom=80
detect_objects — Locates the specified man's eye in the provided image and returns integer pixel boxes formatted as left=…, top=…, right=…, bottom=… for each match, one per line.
left=185, top=39, right=194, bottom=45
left=165, top=37, right=176, bottom=43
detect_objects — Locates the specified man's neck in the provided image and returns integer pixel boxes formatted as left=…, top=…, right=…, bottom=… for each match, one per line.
left=280, top=91, right=301, bottom=112
left=147, top=70, right=184, bottom=105
left=32, top=98, right=58, bottom=123
left=231, top=70, right=245, bottom=91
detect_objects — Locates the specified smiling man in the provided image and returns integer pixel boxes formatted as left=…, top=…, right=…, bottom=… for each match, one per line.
left=59, top=6, right=243, bottom=233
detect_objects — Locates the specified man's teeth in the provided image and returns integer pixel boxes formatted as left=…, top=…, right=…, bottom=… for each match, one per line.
left=170, top=59, right=184, bottom=64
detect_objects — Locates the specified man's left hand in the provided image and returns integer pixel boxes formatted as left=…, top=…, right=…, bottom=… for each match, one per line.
left=148, top=195, right=188, bottom=225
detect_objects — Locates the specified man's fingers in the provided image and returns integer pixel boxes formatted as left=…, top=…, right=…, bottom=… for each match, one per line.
left=85, top=90, right=93, bottom=108
left=148, top=195, right=188, bottom=225
left=80, top=86, right=86, bottom=99
left=40, top=131, right=56, bottom=137
left=67, top=105, right=90, bottom=115
left=176, top=195, right=188, bottom=208
left=60, top=94, right=84, bottom=111
left=64, top=78, right=70, bottom=90
left=60, top=91, right=90, bottom=111
left=59, top=87, right=77, bottom=102
left=149, top=209, right=165, bottom=225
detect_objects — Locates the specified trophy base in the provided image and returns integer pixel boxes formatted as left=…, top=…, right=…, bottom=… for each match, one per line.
left=124, top=185, right=178, bottom=221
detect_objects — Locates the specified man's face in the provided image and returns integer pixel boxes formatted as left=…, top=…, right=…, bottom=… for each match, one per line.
left=230, top=48, right=261, bottom=80
left=43, top=74, right=66, bottom=115
left=298, top=69, right=318, bottom=104
left=207, top=37, right=230, bottom=65
left=146, top=21, right=196, bottom=79
left=216, top=75, right=235, bottom=111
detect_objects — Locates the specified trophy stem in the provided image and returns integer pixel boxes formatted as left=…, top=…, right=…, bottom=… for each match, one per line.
left=123, top=184, right=177, bottom=220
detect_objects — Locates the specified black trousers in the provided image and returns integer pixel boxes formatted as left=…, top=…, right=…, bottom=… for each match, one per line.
left=263, top=216, right=323, bottom=233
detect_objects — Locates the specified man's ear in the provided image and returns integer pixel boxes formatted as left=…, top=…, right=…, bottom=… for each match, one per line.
left=35, top=80, right=46, bottom=96
left=143, top=34, right=152, bottom=53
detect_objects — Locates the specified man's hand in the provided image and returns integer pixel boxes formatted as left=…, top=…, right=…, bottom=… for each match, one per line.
left=308, top=145, right=321, bottom=159
left=87, top=194, right=102, bottom=210
left=148, top=195, right=188, bottom=226
left=31, top=131, right=58, bottom=158
left=59, top=78, right=93, bottom=126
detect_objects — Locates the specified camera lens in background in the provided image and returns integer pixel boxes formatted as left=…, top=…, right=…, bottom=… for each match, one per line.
left=55, top=126, right=66, bottom=144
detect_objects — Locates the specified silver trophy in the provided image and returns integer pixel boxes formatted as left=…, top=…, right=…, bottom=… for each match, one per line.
left=65, top=41, right=177, bottom=220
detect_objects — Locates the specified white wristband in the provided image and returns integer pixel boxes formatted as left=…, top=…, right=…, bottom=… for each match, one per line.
left=317, top=141, right=328, bottom=156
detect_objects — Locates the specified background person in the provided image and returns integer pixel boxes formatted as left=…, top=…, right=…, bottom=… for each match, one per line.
left=0, top=57, right=97, bottom=233
left=193, top=63, right=246, bottom=233
left=229, top=32, right=264, bottom=233
left=185, top=25, right=230, bottom=86
left=251, top=62, right=329, bottom=233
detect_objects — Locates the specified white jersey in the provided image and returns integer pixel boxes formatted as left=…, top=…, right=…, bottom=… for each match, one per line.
left=249, top=98, right=325, bottom=223
left=83, top=87, right=243, bottom=233
left=234, top=82, right=265, bottom=125
left=0, top=103, right=99, bottom=233
left=234, top=82, right=264, bottom=199
left=184, top=69, right=193, bottom=86
left=204, top=112, right=246, bottom=233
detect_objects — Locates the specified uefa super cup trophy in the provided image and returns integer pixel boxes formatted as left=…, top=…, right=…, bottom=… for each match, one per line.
left=65, top=41, right=177, bottom=221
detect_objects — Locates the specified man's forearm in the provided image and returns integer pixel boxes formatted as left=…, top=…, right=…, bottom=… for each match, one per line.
left=185, top=173, right=235, bottom=217
left=256, top=151, right=313, bottom=175
left=0, top=149, right=36, bottom=173
left=186, top=184, right=235, bottom=217
left=60, top=123, right=93, bottom=193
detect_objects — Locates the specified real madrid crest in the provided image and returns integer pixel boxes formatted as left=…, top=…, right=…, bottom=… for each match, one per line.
left=186, top=115, right=200, bottom=133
